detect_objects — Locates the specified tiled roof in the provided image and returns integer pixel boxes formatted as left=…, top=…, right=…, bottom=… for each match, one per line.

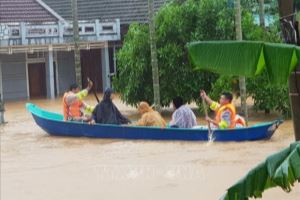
left=0, top=0, right=59, bottom=23
left=42, top=0, right=168, bottom=24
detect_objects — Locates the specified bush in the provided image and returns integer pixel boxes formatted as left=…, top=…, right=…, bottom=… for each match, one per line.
left=247, top=70, right=291, bottom=117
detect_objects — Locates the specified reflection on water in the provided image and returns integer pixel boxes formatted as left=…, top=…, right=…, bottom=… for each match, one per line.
left=1, top=96, right=299, bottom=200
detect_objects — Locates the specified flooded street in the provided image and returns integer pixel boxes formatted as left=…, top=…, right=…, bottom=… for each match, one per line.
left=1, top=96, right=299, bottom=200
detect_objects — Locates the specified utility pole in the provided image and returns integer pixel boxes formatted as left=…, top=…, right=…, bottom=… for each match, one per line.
left=235, top=0, right=248, bottom=125
left=148, top=0, right=161, bottom=111
left=0, top=93, right=4, bottom=124
left=72, top=0, right=82, bottom=87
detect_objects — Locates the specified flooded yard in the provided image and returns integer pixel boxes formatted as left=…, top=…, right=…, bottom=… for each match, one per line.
left=1, top=95, right=299, bottom=200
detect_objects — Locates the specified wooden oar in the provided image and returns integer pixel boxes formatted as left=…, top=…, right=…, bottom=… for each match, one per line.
left=87, top=77, right=100, bottom=103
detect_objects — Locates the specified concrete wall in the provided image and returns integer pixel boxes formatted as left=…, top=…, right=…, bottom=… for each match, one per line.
left=0, top=53, right=28, bottom=100
left=56, top=51, right=76, bottom=94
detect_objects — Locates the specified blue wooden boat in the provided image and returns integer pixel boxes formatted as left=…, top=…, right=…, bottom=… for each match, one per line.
left=26, top=103, right=282, bottom=142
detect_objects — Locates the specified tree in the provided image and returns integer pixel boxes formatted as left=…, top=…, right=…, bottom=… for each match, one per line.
left=259, top=0, right=265, bottom=27
left=235, top=0, right=248, bottom=124
left=72, top=0, right=82, bottom=87
left=114, top=0, right=232, bottom=107
left=148, top=0, right=161, bottom=110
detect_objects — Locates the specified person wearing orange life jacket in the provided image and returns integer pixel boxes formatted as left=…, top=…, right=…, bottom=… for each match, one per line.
left=200, top=90, right=246, bottom=129
left=63, top=81, right=94, bottom=122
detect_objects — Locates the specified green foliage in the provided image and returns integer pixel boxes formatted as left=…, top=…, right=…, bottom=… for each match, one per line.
left=209, top=12, right=291, bottom=117
left=221, top=142, right=300, bottom=200
left=209, top=76, right=239, bottom=101
left=114, top=0, right=233, bottom=106
left=242, top=13, right=291, bottom=117
left=247, top=70, right=291, bottom=117
left=114, top=0, right=291, bottom=117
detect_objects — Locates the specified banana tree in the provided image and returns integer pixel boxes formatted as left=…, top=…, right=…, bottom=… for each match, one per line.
left=220, top=142, right=300, bottom=200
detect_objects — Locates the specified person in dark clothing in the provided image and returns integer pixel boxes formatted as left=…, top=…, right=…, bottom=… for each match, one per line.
left=91, top=88, right=131, bottom=125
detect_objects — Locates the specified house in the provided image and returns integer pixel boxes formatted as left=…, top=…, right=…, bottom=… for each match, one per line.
left=0, top=0, right=166, bottom=101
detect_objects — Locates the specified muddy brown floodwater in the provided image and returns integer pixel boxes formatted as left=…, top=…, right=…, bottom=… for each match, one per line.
left=1, top=95, right=299, bottom=200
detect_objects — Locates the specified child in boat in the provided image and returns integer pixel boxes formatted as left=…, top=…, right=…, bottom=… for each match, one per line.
left=90, top=88, right=131, bottom=125
left=63, top=81, right=94, bottom=122
left=134, top=101, right=166, bottom=128
left=169, top=96, right=197, bottom=128
left=200, top=90, right=246, bottom=129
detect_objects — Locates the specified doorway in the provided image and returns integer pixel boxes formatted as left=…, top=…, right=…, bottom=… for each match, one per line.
left=28, top=63, right=46, bottom=98
left=81, top=49, right=103, bottom=92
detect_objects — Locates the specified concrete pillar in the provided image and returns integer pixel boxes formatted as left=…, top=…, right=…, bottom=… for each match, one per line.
left=95, top=19, right=100, bottom=41
left=20, top=22, right=27, bottom=45
left=58, top=21, right=64, bottom=43
left=48, top=50, right=55, bottom=99
left=101, top=42, right=110, bottom=91
left=116, top=19, right=121, bottom=40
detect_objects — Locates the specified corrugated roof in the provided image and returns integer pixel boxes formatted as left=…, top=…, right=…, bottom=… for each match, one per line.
left=42, top=0, right=168, bottom=24
left=0, top=0, right=59, bottom=23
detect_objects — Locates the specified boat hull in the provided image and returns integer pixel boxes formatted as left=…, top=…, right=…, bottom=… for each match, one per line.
left=27, top=103, right=281, bottom=142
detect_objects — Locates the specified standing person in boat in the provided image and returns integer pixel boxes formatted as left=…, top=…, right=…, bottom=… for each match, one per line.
left=134, top=101, right=166, bottom=128
left=90, top=88, right=131, bottom=125
left=200, top=90, right=246, bottom=129
left=63, top=81, right=94, bottom=122
left=169, top=96, right=197, bottom=128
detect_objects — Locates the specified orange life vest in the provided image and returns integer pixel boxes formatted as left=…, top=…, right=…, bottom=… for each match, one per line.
left=235, top=114, right=246, bottom=127
left=215, top=103, right=236, bottom=128
left=63, top=92, right=83, bottom=121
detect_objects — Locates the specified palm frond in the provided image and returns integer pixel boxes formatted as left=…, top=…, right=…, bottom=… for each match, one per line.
left=220, top=142, right=300, bottom=200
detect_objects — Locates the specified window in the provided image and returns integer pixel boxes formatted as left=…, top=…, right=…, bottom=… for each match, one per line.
left=102, top=25, right=113, bottom=31
left=85, top=26, right=94, bottom=33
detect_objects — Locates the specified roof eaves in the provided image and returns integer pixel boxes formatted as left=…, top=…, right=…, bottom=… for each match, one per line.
left=35, top=0, right=66, bottom=23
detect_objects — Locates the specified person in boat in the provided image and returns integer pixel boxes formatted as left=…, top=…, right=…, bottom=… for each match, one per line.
left=200, top=90, right=246, bottom=129
left=134, top=101, right=166, bottom=128
left=169, top=96, right=197, bottom=128
left=63, top=81, right=94, bottom=122
left=90, top=88, right=131, bottom=125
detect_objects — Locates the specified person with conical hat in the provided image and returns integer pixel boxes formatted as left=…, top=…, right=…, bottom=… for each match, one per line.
left=135, top=101, right=166, bottom=128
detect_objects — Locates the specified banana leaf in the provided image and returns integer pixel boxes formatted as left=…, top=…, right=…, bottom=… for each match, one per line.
left=187, top=41, right=265, bottom=77
left=187, top=41, right=298, bottom=85
left=264, top=43, right=298, bottom=84
left=220, top=142, right=300, bottom=200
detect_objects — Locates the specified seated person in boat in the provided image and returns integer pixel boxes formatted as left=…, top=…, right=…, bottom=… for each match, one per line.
left=90, top=88, right=131, bottom=125
left=169, top=96, right=197, bottom=128
left=134, top=101, right=166, bottom=128
left=200, top=90, right=246, bottom=129
left=63, top=81, right=94, bottom=122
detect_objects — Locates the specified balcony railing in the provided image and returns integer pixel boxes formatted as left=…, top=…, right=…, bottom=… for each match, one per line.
left=0, top=19, right=120, bottom=47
